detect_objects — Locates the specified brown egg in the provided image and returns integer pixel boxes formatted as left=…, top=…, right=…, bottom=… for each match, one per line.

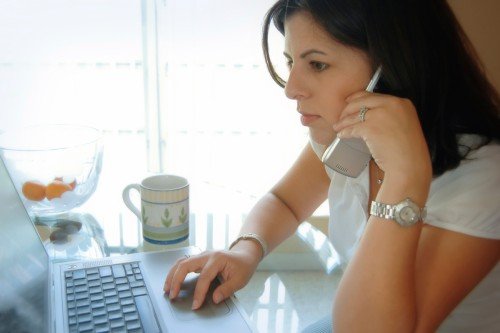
left=46, top=180, right=72, bottom=200
left=22, top=181, right=46, bottom=201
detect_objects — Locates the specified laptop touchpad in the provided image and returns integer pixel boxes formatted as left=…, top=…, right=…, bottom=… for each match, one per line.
left=168, top=273, right=230, bottom=321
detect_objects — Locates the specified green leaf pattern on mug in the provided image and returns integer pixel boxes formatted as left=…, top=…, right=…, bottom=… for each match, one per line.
left=179, top=207, right=187, bottom=224
left=161, top=208, right=173, bottom=228
left=141, top=208, right=149, bottom=225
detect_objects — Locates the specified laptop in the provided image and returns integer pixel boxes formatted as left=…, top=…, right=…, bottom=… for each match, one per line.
left=0, top=156, right=255, bottom=333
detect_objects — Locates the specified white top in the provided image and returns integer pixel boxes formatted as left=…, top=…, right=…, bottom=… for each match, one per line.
left=310, top=135, right=500, bottom=333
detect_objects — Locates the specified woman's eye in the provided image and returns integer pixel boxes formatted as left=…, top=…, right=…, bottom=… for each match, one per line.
left=286, top=60, right=293, bottom=70
left=311, top=61, right=328, bottom=71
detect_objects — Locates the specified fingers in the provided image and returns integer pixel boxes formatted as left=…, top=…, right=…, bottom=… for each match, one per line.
left=191, top=260, right=222, bottom=310
left=212, top=278, right=240, bottom=305
left=165, top=255, right=205, bottom=299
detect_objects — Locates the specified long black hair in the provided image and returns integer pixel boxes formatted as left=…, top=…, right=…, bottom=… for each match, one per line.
left=262, top=0, right=500, bottom=176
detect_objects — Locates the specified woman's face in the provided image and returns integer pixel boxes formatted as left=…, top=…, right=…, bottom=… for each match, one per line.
left=283, top=11, right=373, bottom=145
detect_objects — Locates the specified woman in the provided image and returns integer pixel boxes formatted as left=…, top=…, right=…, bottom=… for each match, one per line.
left=165, top=0, right=500, bottom=331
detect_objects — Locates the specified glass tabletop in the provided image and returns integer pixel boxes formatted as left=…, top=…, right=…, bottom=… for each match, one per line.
left=36, top=173, right=341, bottom=333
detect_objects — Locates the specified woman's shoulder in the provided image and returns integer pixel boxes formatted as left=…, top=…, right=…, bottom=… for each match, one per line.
left=425, top=135, right=500, bottom=239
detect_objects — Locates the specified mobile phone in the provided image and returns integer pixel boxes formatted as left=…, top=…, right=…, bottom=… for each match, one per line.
left=321, top=66, right=382, bottom=177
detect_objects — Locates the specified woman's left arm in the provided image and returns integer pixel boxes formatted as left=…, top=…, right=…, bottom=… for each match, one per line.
left=331, top=92, right=500, bottom=332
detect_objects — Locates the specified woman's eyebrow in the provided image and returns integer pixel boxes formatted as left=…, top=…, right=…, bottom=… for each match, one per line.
left=283, top=49, right=328, bottom=59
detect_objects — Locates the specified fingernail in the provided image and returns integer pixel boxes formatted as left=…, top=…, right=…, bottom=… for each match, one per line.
left=169, top=292, right=175, bottom=300
left=192, top=300, right=200, bottom=310
left=213, top=294, right=222, bottom=304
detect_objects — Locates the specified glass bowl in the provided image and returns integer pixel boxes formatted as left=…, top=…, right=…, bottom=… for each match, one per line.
left=0, top=124, right=103, bottom=218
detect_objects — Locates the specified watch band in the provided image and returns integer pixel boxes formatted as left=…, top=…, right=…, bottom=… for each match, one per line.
left=229, top=233, right=268, bottom=259
left=370, top=201, right=398, bottom=220
left=370, top=197, right=426, bottom=227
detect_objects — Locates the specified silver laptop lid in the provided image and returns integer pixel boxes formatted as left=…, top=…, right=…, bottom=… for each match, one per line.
left=0, top=156, right=50, bottom=333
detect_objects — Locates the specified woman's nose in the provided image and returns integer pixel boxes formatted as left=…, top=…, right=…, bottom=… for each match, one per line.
left=284, top=67, right=307, bottom=100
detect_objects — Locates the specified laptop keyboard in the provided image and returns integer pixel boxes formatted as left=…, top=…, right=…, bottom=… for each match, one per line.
left=64, top=262, right=161, bottom=333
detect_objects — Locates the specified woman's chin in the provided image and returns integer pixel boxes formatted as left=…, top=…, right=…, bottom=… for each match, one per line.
left=309, top=129, right=336, bottom=146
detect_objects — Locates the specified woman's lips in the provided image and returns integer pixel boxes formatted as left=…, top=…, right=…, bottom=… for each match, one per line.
left=300, top=114, right=321, bottom=126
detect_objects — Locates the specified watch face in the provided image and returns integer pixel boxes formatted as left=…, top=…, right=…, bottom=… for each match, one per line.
left=395, top=199, right=420, bottom=227
left=400, top=206, right=417, bottom=223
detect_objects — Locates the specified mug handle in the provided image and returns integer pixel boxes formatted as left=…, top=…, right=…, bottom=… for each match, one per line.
left=122, top=184, right=142, bottom=222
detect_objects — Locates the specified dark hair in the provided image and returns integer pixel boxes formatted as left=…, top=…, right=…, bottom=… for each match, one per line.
left=262, top=0, right=500, bottom=176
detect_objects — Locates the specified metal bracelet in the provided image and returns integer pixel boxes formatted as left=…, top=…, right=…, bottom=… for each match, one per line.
left=229, top=233, right=268, bottom=259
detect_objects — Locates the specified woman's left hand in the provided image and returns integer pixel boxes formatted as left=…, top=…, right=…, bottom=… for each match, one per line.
left=332, top=91, right=432, bottom=187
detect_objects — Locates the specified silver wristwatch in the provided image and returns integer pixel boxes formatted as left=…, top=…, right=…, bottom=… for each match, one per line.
left=370, top=198, right=426, bottom=227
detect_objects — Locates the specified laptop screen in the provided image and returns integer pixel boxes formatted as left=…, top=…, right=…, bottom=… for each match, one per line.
left=0, top=157, right=50, bottom=333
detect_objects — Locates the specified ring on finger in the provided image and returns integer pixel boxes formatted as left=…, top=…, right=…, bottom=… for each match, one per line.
left=359, top=106, right=369, bottom=122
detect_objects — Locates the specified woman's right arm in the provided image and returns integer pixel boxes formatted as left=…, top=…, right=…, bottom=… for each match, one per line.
left=164, top=143, right=331, bottom=309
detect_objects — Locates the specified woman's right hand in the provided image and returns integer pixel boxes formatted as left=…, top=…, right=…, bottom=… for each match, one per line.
left=163, top=248, right=261, bottom=310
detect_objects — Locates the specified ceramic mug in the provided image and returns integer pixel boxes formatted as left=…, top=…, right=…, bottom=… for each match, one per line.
left=122, top=174, right=189, bottom=247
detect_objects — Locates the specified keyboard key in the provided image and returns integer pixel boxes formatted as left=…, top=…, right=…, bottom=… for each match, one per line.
left=89, top=286, right=102, bottom=294
left=66, top=281, right=74, bottom=288
left=107, top=303, right=121, bottom=312
left=86, top=268, right=99, bottom=275
left=132, top=287, right=147, bottom=297
left=65, top=271, right=72, bottom=278
left=105, top=296, right=119, bottom=305
left=130, top=281, right=145, bottom=288
left=120, top=297, right=134, bottom=306
left=86, top=273, right=100, bottom=281
left=68, top=316, right=77, bottom=325
left=101, top=276, right=113, bottom=284
left=124, top=312, right=139, bottom=322
left=126, top=320, right=142, bottom=330
left=115, top=277, right=128, bottom=285
left=66, top=294, right=75, bottom=302
left=135, top=274, right=143, bottom=281
left=104, top=290, right=117, bottom=298
left=74, top=285, right=88, bottom=293
left=67, top=301, right=76, bottom=309
left=99, top=266, right=112, bottom=277
left=108, top=310, right=124, bottom=321
left=77, top=313, right=92, bottom=323
left=69, top=323, right=78, bottom=333
left=112, top=264, right=126, bottom=278
left=68, top=308, right=76, bottom=317
left=92, top=307, right=107, bottom=317
left=90, top=300, right=105, bottom=309
left=77, top=321, right=93, bottom=332
left=122, top=304, right=137, bottom=314
left=76, top=299, right=90, bottom=308
left=133, top=268, right=141, bottom=274
left=119, top=290, right=133, bottom=299
left=110, top=318, right=125, bottom=329
left=75, top=292, right=89, bottom=300
left=94, top=323, right=110, bottom=333
left=90, top=294, right=104, bottom=302
left=73, top=279, right=87, bottom=287
left=72, top=270, right=86, bottom=280
left=93, top=315, right=108, bottom=325
left=131, top=262, right=139, bottom=268
left=102, top=282, right=115, bottom=291
left=76, top=306, right=91, bottom=315
left=117, top=284, right=130, bottom=292
left=88, top=280, right=100, bottom=288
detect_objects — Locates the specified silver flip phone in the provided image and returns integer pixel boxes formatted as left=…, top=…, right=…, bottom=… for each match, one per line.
left=321, top=66, right=382, bottom=177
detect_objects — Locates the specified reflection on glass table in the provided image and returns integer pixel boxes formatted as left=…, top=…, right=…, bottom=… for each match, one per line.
left=63, top=182, right=342, bottom=333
